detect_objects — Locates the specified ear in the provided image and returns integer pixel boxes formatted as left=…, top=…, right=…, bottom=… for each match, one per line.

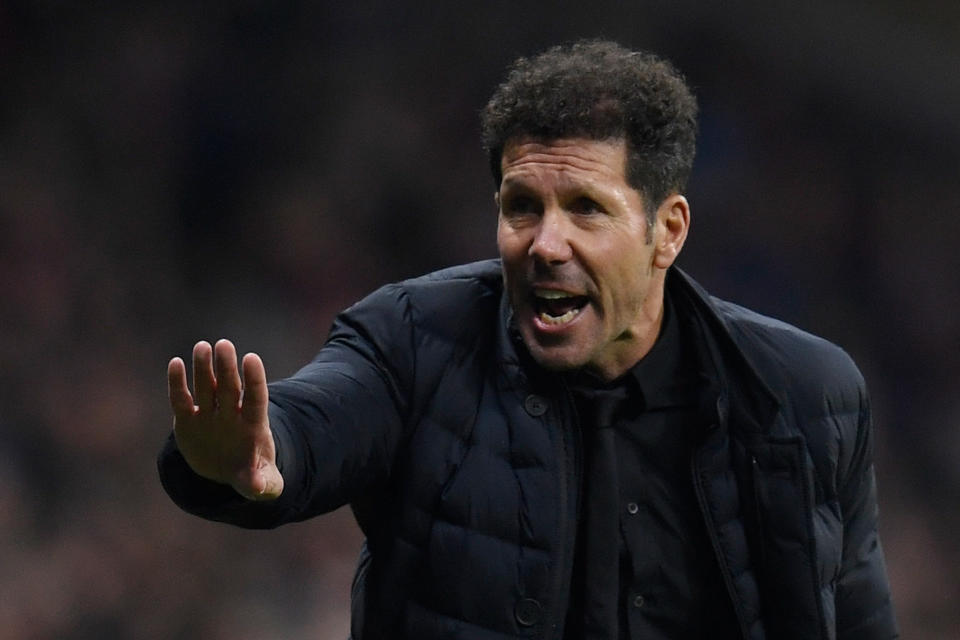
left=494, top=191, right=500, bottom=210
left=652, top=194, right=690, bottom=269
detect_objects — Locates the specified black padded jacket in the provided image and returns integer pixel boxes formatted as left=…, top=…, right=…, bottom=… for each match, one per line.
left=158, top=259, right=898, bottom=640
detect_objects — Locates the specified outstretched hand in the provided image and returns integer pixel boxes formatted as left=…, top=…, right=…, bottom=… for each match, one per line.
left=167, top=339, right=284, bottom=500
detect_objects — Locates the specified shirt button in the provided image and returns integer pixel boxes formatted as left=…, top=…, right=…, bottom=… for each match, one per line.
left=524, top=394, right=548, bottom=417
left=633, top=594, right=645, bottom=609
left=626, top=502, right=639, bottom=515
left=514, top=597, right=543, bottom=626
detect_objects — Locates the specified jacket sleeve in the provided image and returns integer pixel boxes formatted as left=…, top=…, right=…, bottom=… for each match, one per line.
left=157, top=283, right=416, bottom=529
left=834, top=382, right=898, bottom=638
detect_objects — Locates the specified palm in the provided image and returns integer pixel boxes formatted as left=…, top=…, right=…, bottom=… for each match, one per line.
left=167, top=339, right=283, bottom=500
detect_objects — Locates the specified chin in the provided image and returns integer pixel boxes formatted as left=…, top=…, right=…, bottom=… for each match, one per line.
left=522, top=336, right=588, bottom=373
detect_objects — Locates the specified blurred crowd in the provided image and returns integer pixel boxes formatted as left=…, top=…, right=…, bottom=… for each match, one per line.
left=1, top=2, right=958, bottom=638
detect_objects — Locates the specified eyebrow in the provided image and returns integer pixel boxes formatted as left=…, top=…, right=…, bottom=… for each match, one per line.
left=499, top=176, right=533, bottom=191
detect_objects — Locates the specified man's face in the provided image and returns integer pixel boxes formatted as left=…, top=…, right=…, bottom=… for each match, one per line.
left=496, top=137, right=687, bottom=380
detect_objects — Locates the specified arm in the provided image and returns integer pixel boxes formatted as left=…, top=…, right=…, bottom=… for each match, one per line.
left=834, top=385, right=899, bottom=638
left=158, top=283, right=415, bottom=528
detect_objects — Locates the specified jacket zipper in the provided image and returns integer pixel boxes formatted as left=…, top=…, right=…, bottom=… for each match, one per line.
left=750, top=455, right=767, bottom=568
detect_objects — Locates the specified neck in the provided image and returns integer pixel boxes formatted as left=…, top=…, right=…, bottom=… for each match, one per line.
left=586, top=278, right=666, bottom=382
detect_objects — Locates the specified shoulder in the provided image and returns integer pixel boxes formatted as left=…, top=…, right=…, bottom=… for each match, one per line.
left=400, top=259, right=504, bottom=316
left=698, top=289, right=879, bottom=508
left=717, top=297, right=863, bottom=383
left=710, top=295, right=867, bottom=421
left=671, top=267, right=867, bottom=417
left=336, top=259, right=504, bottom=347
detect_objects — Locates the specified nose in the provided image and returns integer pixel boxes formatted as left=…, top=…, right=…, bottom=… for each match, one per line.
left=529, top=209, right=573, bottom=264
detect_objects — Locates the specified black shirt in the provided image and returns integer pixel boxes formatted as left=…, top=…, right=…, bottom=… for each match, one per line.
left=564, top=291, right=739, bottom=639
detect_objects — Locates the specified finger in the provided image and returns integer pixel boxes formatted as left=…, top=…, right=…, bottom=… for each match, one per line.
left=167, top=357, right=196, bottom=419
left=214, top=339, right=242, bottom=412
left=240, top=352, right=269, bottom=425
left=192, top=341, right=217, bottom=411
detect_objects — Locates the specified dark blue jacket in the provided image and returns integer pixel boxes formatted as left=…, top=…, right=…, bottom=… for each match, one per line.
left=159, top=260, right=898, bottom=639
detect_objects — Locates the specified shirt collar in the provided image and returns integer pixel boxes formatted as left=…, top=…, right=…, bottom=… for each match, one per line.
left=626, top=286, right=701, bottom=410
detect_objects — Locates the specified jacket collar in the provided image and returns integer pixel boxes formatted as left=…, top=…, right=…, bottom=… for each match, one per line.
left=666, top=266, right=781, bottom=436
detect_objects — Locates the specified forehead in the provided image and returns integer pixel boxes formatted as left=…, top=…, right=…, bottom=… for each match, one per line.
left=499, top=137, right=628, bottom=187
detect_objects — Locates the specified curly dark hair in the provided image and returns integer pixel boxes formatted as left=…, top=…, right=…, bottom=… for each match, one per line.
left=481, top=40, right=698, bottom=217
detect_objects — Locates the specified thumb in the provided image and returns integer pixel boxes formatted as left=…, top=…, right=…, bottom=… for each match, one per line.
left=235, top=463, right=284, bottom=501
left=256, top=463, right=285, bottom=500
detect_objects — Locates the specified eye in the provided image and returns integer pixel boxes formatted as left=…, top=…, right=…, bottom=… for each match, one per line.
left=502, top=195, right=540, bottom=216
left=570, top=197, right=604, bottom=215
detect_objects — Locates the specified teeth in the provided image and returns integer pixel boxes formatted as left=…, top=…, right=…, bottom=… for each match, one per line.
left=534, top=288, right=575, bottom=299
left=539, top=307, right=582, bottom=325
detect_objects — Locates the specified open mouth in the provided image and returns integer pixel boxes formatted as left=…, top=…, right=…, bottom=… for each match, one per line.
left=532, top=289, right=590, bottom=326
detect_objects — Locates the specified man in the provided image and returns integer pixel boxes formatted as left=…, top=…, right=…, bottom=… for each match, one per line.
left=159, top=41, right=898, bottom=639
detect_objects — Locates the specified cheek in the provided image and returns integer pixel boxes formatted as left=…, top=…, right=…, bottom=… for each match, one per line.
left=497, top=226, right=526, bottom=262
left=496, top=219, right=510, bottom=251
left=496, top=231, right=510, bottom=261
left=607, top=261, right=650, bottom=311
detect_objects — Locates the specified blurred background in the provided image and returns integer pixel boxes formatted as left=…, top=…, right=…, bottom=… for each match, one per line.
left=1, top=1, right=958, bottom=638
